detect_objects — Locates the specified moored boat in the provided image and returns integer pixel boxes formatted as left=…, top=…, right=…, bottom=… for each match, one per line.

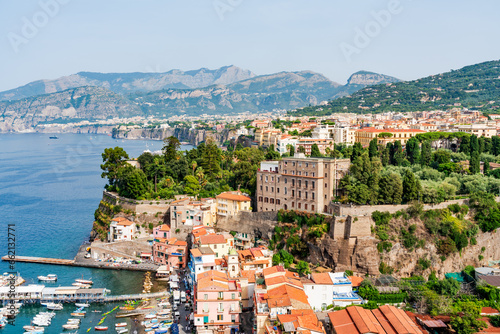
left=95, top=325, right=108, bottom=331
left=62, top=323, right=79, bottom=330
left=74, top=302, right=89, bottom=308
left=70, top=312, right=85, bottom=317
left=46, top=303, right=63, bottom=310
left=115, top=322, right=127, bottom=327
left=75, top=278, right=93, bottom=285
left=37, top=274, right=57, bottom=282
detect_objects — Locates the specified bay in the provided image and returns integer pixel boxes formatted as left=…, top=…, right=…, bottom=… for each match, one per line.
left=0, top=133, right=192, bottom=333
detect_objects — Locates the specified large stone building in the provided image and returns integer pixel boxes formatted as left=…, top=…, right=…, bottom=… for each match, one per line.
left=355, top=128, right=426, bottom=146
left=256, top=157, right=350, bottom=214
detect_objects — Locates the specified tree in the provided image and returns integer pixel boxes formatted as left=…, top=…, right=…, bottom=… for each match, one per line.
left=450, top=301, right=487, bottom=334
left=296, top=261, right=311, bottom=276
left=406, top=137, right=420, bottom=164
left=381, top=147, right=390, bottom=166
left=368, top=138, right=378, bottom=158
left=278, top=249, right=294, bottom=268
left=460, top=136, right=470, bottom=155
left=470, top=134, right=479, bottom=153
left=265, top=144, right=281, bottom=160
left=287, top=144, right=295, bottom=157
left=184, top=175, right=201, bottom=196
left=235, top=143, right=244, bottom=151
left=492, top=136, right=500, bottom=155
left=162, top=136, right=180, bottom=161
left=297, top=146, right=306, bottom=154
left=469, top=151, right=480, bottom=174
left=201, top=138, right=222, bottom=180
left=116, top=166, right=150, bottom=199
left=101, top=147, right=130, bottom=188
left=351, top=142, right=363, bottom=162
left=310, top=144, right=322, bottom=157
left=403, top=169, right=420, bottom=202
left=378, top=173, right=403, bottom=204
left=420, top=140, right=432, bottom=166
left=390, top=141, right=403, bottom=166
left=484, top=161, right=490, bottom=175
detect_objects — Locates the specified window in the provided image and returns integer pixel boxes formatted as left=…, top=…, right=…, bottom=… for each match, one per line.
left=284, top=178, right=287, bottom=184
left=271, top=176, right=274, bottom=182
left=266, top=186, right=268, bottom=192
left=312, top=181, right=315, bottom=189
left=204, top=294, right=208, bottom=300
left=232, top=293, right=235, bottom=299
left=260, top=185, right=263, bottom=190
left=214, top=244, right=217, bottom=249
left=284, top=187, right=287, bottom=195
left=299, top=162, right=302, bottom=167
left=231, top=315, right=236, bottom=323
left=325, top=173, right=327, bottom=177
left=203, top=303, right=209, bottom=312
left=218, top=292, right=223, bottom=299
left=292, top=179, right=295, bottom=186
left=270, top=198, right=274, bottom=204
left=298, top=180, right=301, bottom=187
left=265, top=197, right=268, bottom=203
left=292, top=162, right=296, bottom=166
left=217, top=315, right=223, bottom=320
left=325, top=183, right=327, bottom=188
left=277, top=199, right=280, bottom=205
left=265, top=176, right=268, bottom=182
left=260, top=175, right=263, bottom=180
left=259, top=197, right=263, bottom=202
left=271, top=187, right=274, bottom=192
left=298, top=191, right=301, bottom=198
left=306, top=163, right=309, bottom=167
left=305, top=181, right=308, bottom=188
left=277, top=177, right=280, bottom=183
left=277, top=188, right=280, bottom=193
left=298, top=203, right=301, bottom=209
left=325, top=164, right=327, bottom=168
left=292, top=202, right=295, bottom=208
left=312, top=193, right=315, bottom=200
left=312, top=172, right=315, bottom=177
left=305, top=204, right=308, bottom=210
left=312, top=205, right=315, bottom=211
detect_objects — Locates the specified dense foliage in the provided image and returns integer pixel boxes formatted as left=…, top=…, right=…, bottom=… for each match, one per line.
left=100, top=136, right=266, bottom=200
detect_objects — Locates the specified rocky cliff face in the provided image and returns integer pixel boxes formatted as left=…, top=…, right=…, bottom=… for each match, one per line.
left=112, top=127, right=236, bottom=146
left=347, top=71, right=400, bottom=86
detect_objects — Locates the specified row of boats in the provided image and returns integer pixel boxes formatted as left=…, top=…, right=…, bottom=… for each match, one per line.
left=37, top=274, right=94, bottom=288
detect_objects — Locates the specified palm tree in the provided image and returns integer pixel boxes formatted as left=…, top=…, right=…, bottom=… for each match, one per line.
left=191, top=161, right=197, bottom=175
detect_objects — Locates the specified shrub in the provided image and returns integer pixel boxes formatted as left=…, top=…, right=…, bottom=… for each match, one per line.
left=372, top=211, right=392, bottom=226
left=379, top=262, right=394, bottom=275
left=417, top=257, right=431, bottom=271
left=175, top=228, right=180, bottom=233
left=479, top=255, right=484, bottom=261
left=377, top=241, right=393, bottom=253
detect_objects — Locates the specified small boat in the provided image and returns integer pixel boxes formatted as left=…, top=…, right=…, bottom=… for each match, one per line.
left=37, top=274, right=57, bottom=282
left=70, top=312, right=85, bottom=317
left=62, top=324, right=79, bottom=330
left=46, top=303, right=63, bottom=310
left=23, top=325, right=45, bottom=331
left=75, top=278, right=93, bottom=285
left=117, top=329, right=128, bottom=334
left=74, top=303, right=89, bottom=308
left=49, top=136, right=59, bottom=139
left=95, top=326, right=108, bottom=331
left=115, top=322, right=127, bottom=327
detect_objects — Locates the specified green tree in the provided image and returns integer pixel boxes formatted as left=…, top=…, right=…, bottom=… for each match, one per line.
left=116, top=166, right=150, bottom=199
left=351, top=142, right=363, bottom=162
left=470, top=151, right=480, bottom=174
left=492, top=136, right=500, bottom=155
left=235, top=143, right=244, bottom=151
left=296, top=261, right=311, bottom=276
left=381, top=147, right=390, bottom=166
left=183, top=175, right=201, bottom=196
left=403, top=169, right=420, bottom=202
left=101, top=147, right=130, bottom=188
left=287, top=144, right=295, bottom=157
left=406, top=137, right=420, bottom=164
left=278, top=249, right=294, bottom=268
left=460, top=136, right=470, bottom=155
left=310, top=144, right=322, bottom=157
left=201, top=138, right=222, bottom=180
left=420, top=140, right=432, bottom=166
left=450, top=301, right=487, bottom=334
left=297, top=146, right=306, bottom=154
left=265, top=144, right=281, bottom=160
left=470, top=134, right=479, bottom=153
left=368, top=138, right=378, bottom=158
left=162, top=136, right=180, bottom=161
left=484, top=161, right=490, bottom=175
left=378, top=173, right=403, bottom=204
left=391, top=141, right=404, bottom=166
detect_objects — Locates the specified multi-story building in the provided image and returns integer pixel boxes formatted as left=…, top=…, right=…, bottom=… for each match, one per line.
left=108, top=217, right=137, bottom=242
left=277, top=135, right=299, bottom=154
left=170, top=197, right=217, bottom=229
left=254, top=128, right=282, bottom=148
left=256, top=157, right=351, bottom=214
left=310, top=125, right=355, bottom=146
left=451, top=124, right=497, bottom=137
left=355, top=128, right=426, bottom=146
left=198, top=233, right=235, bottom=259
left=295, top=138, right=335, bottom=155
left=237, top=248, right=273, bottom=272
left=189, top=247, right=218, bottom=284
left=152, top=237, right=188, bottom=269
left=193, top=271, right=242, bottom=334
left=153, top=224, right=171, bottom=240
left=216, top=191, right=252, bottom=217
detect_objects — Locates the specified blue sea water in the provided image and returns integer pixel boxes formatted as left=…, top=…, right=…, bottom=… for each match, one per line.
left=0, top=133, right=192, bottom=333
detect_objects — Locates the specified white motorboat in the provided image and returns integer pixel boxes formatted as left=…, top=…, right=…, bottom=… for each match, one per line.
left=116, top=329, right=128, bottom=334
left=115, top=322, right=127, bottom=327
left=74, top=278, right=93, bottom=285
left=46, top=303, right=63, bottom=310
left=62, top=323, right=79, bottom=330
left=72, top=282, right=92, bottom=288
left=74, top=302, right=89, bottom=308
left=23, top=325, right=45, bottom=331
left=37, top=274, right=57, bottom=282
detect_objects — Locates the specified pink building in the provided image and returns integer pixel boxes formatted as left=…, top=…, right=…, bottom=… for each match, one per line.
left=153, top=224, right=171, bottom=239
left=194, top=270, right=242, bottom=334
left=153, top=237, right=188, bottom=269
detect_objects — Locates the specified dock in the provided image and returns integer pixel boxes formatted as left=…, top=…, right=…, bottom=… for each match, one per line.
left=2, top=254, right=158, bottom=272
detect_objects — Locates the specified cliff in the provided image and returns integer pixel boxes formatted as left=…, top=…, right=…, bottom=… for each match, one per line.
left=112, top=127, right=237, bottom=146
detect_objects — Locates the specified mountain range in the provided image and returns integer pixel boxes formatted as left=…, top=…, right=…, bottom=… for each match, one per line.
left=291, top=60, right=500, bottom=116
left=0, top=66, right=400, bottom=132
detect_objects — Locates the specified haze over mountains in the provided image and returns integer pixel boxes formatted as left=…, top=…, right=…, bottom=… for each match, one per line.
left=0, top=65, right=400, bottom=132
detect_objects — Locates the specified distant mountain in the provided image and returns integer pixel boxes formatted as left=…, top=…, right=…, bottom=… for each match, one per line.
left=0, top=65, right=256, bottom=101
left=291, top=60, right=500, bottom=116
left=0, top=67, right=402, bottom=132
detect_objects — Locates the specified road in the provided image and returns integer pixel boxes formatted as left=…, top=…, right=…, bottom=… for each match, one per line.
left=176, top=269, right=193, bottom=334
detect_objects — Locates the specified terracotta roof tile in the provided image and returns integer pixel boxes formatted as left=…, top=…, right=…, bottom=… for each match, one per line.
left=216, top=192, right=251, bottom=202
left=311, top=273, right=333, bottom=285
left=200, top=234, right=226, bottom=244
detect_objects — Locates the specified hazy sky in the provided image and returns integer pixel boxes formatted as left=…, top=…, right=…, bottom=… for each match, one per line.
left=0, top=0, right=499, bottom=92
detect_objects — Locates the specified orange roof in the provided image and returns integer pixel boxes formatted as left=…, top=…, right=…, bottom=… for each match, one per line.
left=348, top=276, right=364, bottom=287
left=240, top=270, right=256, bottom=283
left=263, top=266, right=285, bottom=277
left=174, top=240, right=187, bottom=246
left=171, top=197, right=190, bottom=205
left=200, top=234, right=226, bottom=244
left=216, top=192, right=251, bottom=202
left=268, top=285, right=309, bottom=306
left=157, top=224, right=170, bottom=232
left=112, top=217, right=128, bottom=222
left=190, top=249, right=202, bottom=257
left=311, top=273, right=333, bottom=285
left=113, top=218, right=135, bottom=226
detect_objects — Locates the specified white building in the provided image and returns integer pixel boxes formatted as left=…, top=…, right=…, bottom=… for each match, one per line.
left=329, top=272, right=363, bottom=307
left=310, top=125, right=355, bottom=145
left=302, top=273, right=334, bottom=311
left=108, top=217, right=137, bottom=242
left=277, top=136, right=299, bottom=154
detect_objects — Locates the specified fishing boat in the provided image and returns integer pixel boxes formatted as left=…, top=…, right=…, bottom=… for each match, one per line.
left=49, top=136, right=59, bottom=139
left=37, top=274, right=57, bottom=282
left=74, top=303, right=89, bottom=308
left=74, top=278, right=93, bottom=285
left=116, top=329, right=128, bottom=334
left=95, top=326, right=108, bottom=331
left=115, top=322, right=127, bottom=327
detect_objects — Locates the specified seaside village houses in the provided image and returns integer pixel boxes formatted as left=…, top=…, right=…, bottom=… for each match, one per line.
left=108, top=217, right=137, bottom=242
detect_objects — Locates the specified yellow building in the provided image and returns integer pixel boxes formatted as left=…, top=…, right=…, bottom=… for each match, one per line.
left=216, top=191, right=252, bottom=216
left=355, top=128, right=426, bottom=146
left=254, top=128, right=282, bottom=147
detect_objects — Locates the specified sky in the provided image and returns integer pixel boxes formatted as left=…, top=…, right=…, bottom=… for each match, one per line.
left=0, top=0, right=499, bottom=92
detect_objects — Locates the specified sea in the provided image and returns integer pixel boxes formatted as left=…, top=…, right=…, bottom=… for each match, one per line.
left=0, top=133, right=194, bottom=334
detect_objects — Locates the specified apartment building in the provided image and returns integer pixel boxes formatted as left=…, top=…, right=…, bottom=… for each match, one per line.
left=254, top=128, right=282, bottom=147
left=108, top=217, right=137, bottom=242
left=193, top=271, right=242, bottom=334
left=295, top=138, right=335, bottom=155
left=452, top=124, right=497, bottom=138
left=169, top=197, right=217, bottom=229
left=355, top=128, right=426, bottom=146
left=152, top=237, right=188, bottom=269
left=216, top=191, right=251, bottom=217
left=311, top=125, right=355, bottom=145
left=256, top=157, right=351, bottom=214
